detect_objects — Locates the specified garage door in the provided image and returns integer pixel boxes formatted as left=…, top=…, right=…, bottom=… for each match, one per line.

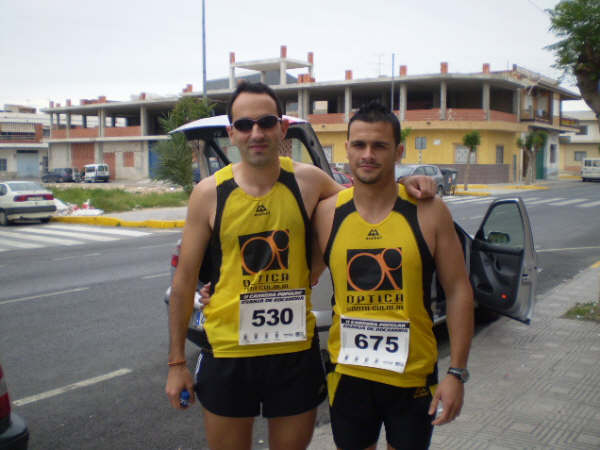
left=16, top=151, right=39, bottom=177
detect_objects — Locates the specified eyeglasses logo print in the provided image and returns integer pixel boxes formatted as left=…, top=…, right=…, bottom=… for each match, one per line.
left=346, top=248, right=403, bottom=291
left=239, top=230, right=290, bottom=275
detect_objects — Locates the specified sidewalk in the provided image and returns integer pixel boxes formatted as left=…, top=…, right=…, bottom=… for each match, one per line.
left=308, top=263, right=600, bottom=450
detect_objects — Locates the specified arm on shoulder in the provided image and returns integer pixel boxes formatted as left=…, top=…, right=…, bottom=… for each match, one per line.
left=310, top=194, right=338, bottom=283
left=294, top=162, right=343, bottom=200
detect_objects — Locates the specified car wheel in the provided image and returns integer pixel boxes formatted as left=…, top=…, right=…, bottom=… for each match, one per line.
left=437, top=185, right=444, bottom=197
left=0, top=210, right=9, bottom=226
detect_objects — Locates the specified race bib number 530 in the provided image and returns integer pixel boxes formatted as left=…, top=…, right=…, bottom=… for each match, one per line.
left=338, top=316, right=409, bottom=373
left=239, top=289, right=306, bottom=345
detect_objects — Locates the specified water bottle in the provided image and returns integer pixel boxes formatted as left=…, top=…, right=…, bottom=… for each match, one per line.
left=180, top=389, right=190, bottom=408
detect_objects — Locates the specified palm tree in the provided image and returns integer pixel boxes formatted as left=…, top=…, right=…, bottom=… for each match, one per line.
left=518, top=130, right=548, bottom=185
left=462, top=131, right=481, bottom=191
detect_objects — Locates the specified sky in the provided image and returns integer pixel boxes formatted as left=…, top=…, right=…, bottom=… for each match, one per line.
left=0, top=0, right=590, bottom=111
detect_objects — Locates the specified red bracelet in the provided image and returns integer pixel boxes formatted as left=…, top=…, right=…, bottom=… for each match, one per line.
left=168, top=360, right=186, bottom=367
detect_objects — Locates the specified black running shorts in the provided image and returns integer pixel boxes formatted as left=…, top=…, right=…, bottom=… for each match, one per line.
left=329, top=374, right=434, bottom=450
left=195, top=336, right=326, bottom=418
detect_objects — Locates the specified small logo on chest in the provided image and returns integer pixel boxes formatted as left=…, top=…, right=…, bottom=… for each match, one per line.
left=255, top=204, right=269, bottom=216
left=366, top=229, right=382, bottom=240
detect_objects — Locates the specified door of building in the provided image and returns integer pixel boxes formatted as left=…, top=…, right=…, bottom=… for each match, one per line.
left=148, top=142, right=159, bottom=178
left=536, top=147, right=545, bottom=180
left=16, top=150, right=39, bottom=178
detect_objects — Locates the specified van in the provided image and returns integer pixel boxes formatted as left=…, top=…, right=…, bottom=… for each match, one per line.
left=84, top=164, right=110, bottom=183
left=581, top=157, right=600, bottom=182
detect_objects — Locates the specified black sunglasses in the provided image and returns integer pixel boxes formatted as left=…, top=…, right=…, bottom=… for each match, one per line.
left=232, top=115, right=281, bottom=132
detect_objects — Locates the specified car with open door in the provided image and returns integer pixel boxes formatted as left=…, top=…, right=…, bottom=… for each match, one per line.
left=163, top=115, right=537, bottom=352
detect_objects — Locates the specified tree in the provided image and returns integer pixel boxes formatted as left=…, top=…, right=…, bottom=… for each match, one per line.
left=153, top=97, right=214, bottom=195
left=517, top=130, right=548, bottom=185
left=462, top=131, right=480, bottom=191
left=546, top=0, right=600, bottom=132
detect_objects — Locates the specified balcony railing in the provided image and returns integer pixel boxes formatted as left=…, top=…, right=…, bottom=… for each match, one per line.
left=50, top=126, right=142, bottom=139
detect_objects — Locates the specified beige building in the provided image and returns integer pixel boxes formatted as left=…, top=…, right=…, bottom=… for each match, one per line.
left=559, top=110, right=600, bottom=176
left=42, top=46, right=581, bottom=183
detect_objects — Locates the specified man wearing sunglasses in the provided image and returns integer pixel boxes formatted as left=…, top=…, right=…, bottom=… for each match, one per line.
left=166, top=82, right=436, bottom=450
left=312, top=101, right=474, bottom=450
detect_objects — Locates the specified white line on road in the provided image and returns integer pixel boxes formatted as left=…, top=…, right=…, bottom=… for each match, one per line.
left=536, top=245, right=600, bottom=253
left=579, top=200, right=600, bottom=208
left=13, top=368, right=133, bottom=406
left=526, top=197, right=565, bottom=205
left=141, top=272, right=170, bottom=279
left=0, top=229, right=81, bottom=246
left=45, top=224, right=150, bottom=237
left=0, top=287, right=90, bottom=306
left=19, top=227, right=119, bottom=242
left=547, top=198, right=587, bottom=206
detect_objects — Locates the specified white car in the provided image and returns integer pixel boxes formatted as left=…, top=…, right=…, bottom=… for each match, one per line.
left=0, top=181, right=57, bottom=226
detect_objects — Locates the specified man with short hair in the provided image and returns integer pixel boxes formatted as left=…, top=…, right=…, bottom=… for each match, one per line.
left=312, top=102, right=474, bottom=450
left=165, top=83, right=435, bottom=450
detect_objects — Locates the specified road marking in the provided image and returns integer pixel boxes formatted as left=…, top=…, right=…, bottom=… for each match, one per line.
left=18, top=227, right=119, bottom=242
left=0, top=229, right=81, bottom=246
left=469, top=215, right=484, bottom=220
left=526, top=197, right=565, bottom=205
left=579, top=200, right=600, bottom=208
left=592, top=261, right=600, bottom=269
left=138, top=243, right=177, bottom=250
left=141, top=272, right=170, bottom=279
left=0, top=240, right=43, bottom=250
left=547, top=198, right=587, bottom=206
left=537, top=246, right=600, bottom=253
left=0, top=287, right=90, bottom=306
left=45, top=224, right=150, bottom=237
left=13, top=368, right=133, bottom=406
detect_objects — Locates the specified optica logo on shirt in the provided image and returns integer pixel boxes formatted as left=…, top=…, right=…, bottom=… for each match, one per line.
left=239, top=229, right=289, bottom=275
left=346, top=247, right=403, bottom=291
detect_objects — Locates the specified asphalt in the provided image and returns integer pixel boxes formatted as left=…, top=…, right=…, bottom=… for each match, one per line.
left=53, top=179, right=600, bottom=449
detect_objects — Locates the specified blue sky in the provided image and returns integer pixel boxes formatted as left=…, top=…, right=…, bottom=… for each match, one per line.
left=0, top=0, right=589, bottom=111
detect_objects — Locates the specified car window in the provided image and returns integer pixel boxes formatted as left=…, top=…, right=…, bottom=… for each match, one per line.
left=480, top=202, right=524, bottom=249
left=0, top=185, right=6, bottom=195
left=6, top=182, right=44, bottom=191
left=424, top=167, right=435, bottom=176
left=395, top=166, right=414, bottom=178
left=414, top=167, right=425, bottom=175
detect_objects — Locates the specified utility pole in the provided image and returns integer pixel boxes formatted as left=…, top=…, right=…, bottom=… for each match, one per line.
left=390, top=53, right=395, bottom=112
left=202, top=0, right=207, bottom=100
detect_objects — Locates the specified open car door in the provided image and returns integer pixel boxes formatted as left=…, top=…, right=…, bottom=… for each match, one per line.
left=469, top=198, right=537, bottom=324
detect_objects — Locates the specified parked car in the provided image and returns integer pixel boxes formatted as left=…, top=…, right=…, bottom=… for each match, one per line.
left=581, top=157, right=600, bottom=182
left=0, top=181, right=56, bottom=226
left=332, top=169, right=353, bottom=188
left=440, top=168, right=458, bottom=195
left=84, top=164, right=110, bottom=183
left=41, top=168, right=76, bottom=183
left=0, top=361, right=29, bottom=449
left=164, top=116, right=537, bottom=358
left=396, top=164, right=445, bottom=197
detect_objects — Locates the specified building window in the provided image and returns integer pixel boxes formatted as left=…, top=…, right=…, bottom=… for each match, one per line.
left=323, top=145, right=333, bottom=163
left=550, top=144, right=557, bottom=164
left=496, top=145, right=504, bottom=164
left=574, top=151, right=587, bottom=161
left=415, top=137, right=427, bottom=150
left=123, top=151, right=135, bottom=167
left=576, top=125, right=588, bottom=135
left=0, top=158, right=6, bottom=171
left=455, top=145, right=477, bottom=163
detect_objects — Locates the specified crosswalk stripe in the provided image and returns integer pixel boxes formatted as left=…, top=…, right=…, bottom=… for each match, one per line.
left=18, top=227, right=119, bottom=242
left=525, top=197, right=565, bottom=205
left=578, top=200, right=600, bottom=208
left=445, top=197, right=491, bottom=204
left=44, top=224, right=151, bottom=237
left=0, top=230, right=81, bottom=246
left=548, top=199, right=587, bottom=206
left=0, top=240, right=43, bottom=250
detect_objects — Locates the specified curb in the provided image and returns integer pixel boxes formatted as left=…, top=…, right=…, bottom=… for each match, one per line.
left=51, top=216, right=185, bottom=228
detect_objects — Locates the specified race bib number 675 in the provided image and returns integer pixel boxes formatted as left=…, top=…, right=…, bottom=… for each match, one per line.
left=239, top=289, right=306, bottom=345
left=338, top=316, right=410, bottom=373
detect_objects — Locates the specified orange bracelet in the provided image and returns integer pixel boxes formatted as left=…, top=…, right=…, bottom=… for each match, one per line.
left=168, top=360, right=186, bottom=367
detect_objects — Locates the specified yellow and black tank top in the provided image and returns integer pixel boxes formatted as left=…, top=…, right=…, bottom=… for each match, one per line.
left=202, top=156, right=315, bottom=357
left=324, top=185, right=438, bottom=387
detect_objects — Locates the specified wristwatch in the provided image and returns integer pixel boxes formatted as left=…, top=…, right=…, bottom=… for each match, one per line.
left=447, top=367, right=470, bottom=383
